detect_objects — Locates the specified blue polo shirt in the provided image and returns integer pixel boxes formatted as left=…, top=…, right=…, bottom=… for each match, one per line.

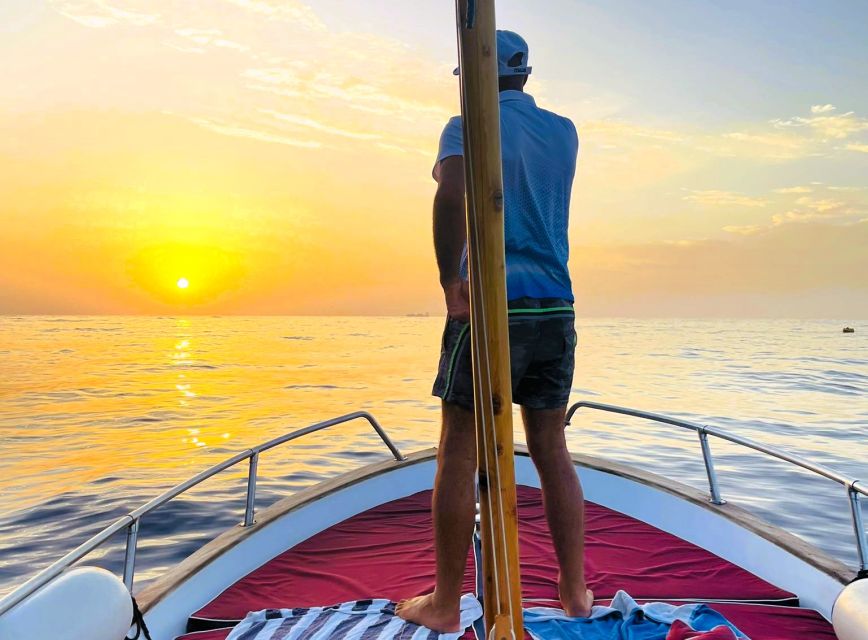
left=434, top=90, right=579, bottom=302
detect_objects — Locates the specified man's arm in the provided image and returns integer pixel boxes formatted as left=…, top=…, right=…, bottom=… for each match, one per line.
left=433, top=155, right=470, bottom=322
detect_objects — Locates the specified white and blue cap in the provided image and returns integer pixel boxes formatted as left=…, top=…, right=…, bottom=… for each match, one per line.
left=453, top=29, right=532, bottom=77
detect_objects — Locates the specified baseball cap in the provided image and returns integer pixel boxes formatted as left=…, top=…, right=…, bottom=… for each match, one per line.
left=453, top=29, right=532, bottom=77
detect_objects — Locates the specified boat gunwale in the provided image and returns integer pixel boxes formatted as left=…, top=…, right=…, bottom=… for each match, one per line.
left=136, top=444, right=854, bottom=617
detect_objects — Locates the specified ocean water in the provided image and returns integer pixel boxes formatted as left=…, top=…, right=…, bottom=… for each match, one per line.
left=0, top=316, right=866, bottom=597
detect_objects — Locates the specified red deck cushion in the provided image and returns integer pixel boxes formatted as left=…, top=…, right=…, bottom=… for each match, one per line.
left=705, top=603, right=835, bottom=640
left=192, top=490, right=474, bottom=625
left=514, top=487, right=793, bottom=604
left=175, top=630, right=233, bottom=640
left=191, top=486, right=794, bottom=625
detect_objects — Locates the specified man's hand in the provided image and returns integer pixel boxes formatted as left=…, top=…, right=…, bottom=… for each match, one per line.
left=443, top=279, right=470, bottom=322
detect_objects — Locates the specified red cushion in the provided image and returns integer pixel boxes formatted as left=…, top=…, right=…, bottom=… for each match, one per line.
left=705, top=603, right=835, bottom=640
left=192, top=490, right=474, bottom=625
left=191, top=486, right=793, bottom=625
left=175, top=630, right=232, bottom=640
left=515, top=486, right=793, bottom=604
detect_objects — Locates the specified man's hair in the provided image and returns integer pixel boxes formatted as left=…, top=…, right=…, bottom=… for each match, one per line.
left=498, top=74, right=527, bottom=92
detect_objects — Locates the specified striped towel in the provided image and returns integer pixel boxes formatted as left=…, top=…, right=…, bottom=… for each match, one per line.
left=226, top=595, right=482, bottom=640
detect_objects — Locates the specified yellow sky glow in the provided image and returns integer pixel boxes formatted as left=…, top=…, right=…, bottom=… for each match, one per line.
left=0, top=0, right=866, bottom=317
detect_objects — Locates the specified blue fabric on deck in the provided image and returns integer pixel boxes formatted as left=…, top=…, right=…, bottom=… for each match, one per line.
left=523, top=591, right=748, bottom=640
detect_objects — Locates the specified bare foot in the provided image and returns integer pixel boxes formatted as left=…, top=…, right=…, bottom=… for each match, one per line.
left=559, top=577, right=594, bottom=618
left=396, top=593, right=461, bottom=633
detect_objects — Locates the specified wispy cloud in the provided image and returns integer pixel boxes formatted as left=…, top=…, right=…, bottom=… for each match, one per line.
left=49, top=0, right=450, bottom=158
left=771, top=104, right=868, bottom=140
left=773, top=186, right=812, bottom=194
left=188, top=117, right=322, bottom=149
left=683, top=190, right=767, bottom=208
left=794, top=196, right=846, bottom=213
left=221, top=0, right=325, bottom=31
left=720, top=184, right=866, bottom=236
left=174, top=27, right=250, bottom=52
left=51, top=0, right=160, bottom=28
left=583, top=104, right=868, bottom=164
left=260, top=109, right=381, bottom=141
left=723, top=224, right=767, bottom=236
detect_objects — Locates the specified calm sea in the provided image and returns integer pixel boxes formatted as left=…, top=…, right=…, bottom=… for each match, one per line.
left=0, top=316, right=866, bottom=596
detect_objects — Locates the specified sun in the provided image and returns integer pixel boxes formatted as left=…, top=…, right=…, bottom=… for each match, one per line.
left=176, top=277, right=190, bottom=289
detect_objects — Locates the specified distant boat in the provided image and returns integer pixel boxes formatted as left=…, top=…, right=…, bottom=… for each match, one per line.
left=843, top=327, right=855, bottom=333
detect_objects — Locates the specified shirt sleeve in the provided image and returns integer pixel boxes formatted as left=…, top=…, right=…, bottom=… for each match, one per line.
left=432, top=116, right=464, bottom=181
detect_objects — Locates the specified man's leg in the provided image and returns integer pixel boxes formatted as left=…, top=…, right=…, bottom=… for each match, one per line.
left=397, top=401, right=477, bottom=631
left=522, top=405, right=593, bottom=617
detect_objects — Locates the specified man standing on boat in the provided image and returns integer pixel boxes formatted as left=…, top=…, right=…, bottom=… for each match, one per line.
left=397, top=30, right=591, bottom=631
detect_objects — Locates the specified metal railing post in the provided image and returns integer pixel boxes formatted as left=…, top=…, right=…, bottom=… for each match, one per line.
left=123, top=519, right=139, bottom=591
left=698, top=429, right=726, bottom=505
left=848, top=482, right=868, bottom=574
left=363, top=414, right=405, bottom=461
left=244, top=453, right=259, bottom=527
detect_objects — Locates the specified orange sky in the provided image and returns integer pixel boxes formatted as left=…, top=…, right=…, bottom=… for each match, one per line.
left=1, top=0, right=867, bottom=317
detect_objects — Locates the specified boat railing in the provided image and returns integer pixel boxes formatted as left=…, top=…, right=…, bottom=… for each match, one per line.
left=566, top=400, right=868, bottom=576
left=0, top=411, right=404, bottom=616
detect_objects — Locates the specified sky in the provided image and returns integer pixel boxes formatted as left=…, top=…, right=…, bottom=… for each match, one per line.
left=1, top=0, right=867, bottom=317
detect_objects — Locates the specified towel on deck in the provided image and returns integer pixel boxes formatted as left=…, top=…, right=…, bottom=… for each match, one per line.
left=225, top=595, right=482, bottom=640
left=523, top=591, right=747, bottom=640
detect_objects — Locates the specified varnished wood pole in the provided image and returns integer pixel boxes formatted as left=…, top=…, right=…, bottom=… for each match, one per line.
left=454, top=2, right=523, bottom=639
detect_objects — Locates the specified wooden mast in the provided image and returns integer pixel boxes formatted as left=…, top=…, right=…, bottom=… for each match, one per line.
left=454, top=2, right=523, bottom=639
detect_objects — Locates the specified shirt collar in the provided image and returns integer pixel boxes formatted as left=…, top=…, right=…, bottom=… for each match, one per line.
left=499, top=90, right=536, bottom=105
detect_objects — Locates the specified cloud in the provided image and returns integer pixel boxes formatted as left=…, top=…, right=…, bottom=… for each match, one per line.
left=259, top=109, right=381, bottom=141
left=221, top=0, right=325, bottom=31
left=48, top=0, right=452, bottom=159
left=794, top=196, right=846, bottom=213
left=723, top=225, right=767, bottom=236
left=771, top=109, right=868, bottom=140
left=590, top=105, right=863, bottom=163
left=714, top=131, right=811, bottom=159
left=773, top=186, right=812, bottom=194
left=717, top=184, right=866, bottom=237
left=828, top=186, right=864, bottom=192
left=683, top=189, right=767, bottom=208
left=570, top=220, right=868, bottom=317
left=174, top=27, right=250, bottom=52
left=51, top=0, right=160, bottom=28
left=846, top=143, right=868, bottom=153
left=772, top=210, right=824, bottom=225
left=188, top=117, right=322, bottom=148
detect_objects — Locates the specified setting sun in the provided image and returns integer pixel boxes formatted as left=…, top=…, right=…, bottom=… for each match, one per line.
left=176, top=278, right=189, bottom=289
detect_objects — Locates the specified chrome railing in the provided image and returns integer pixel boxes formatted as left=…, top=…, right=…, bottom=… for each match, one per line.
left=566, top=401, right=868, bottom=575
left=0, top=411, right=404, bottom=616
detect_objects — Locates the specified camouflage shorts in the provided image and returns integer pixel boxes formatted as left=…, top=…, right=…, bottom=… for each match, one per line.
left=432, top=298, right=577, bottom=410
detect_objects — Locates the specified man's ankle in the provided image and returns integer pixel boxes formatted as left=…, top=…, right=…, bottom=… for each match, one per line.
left=431, top=590, right=461, bottom=611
